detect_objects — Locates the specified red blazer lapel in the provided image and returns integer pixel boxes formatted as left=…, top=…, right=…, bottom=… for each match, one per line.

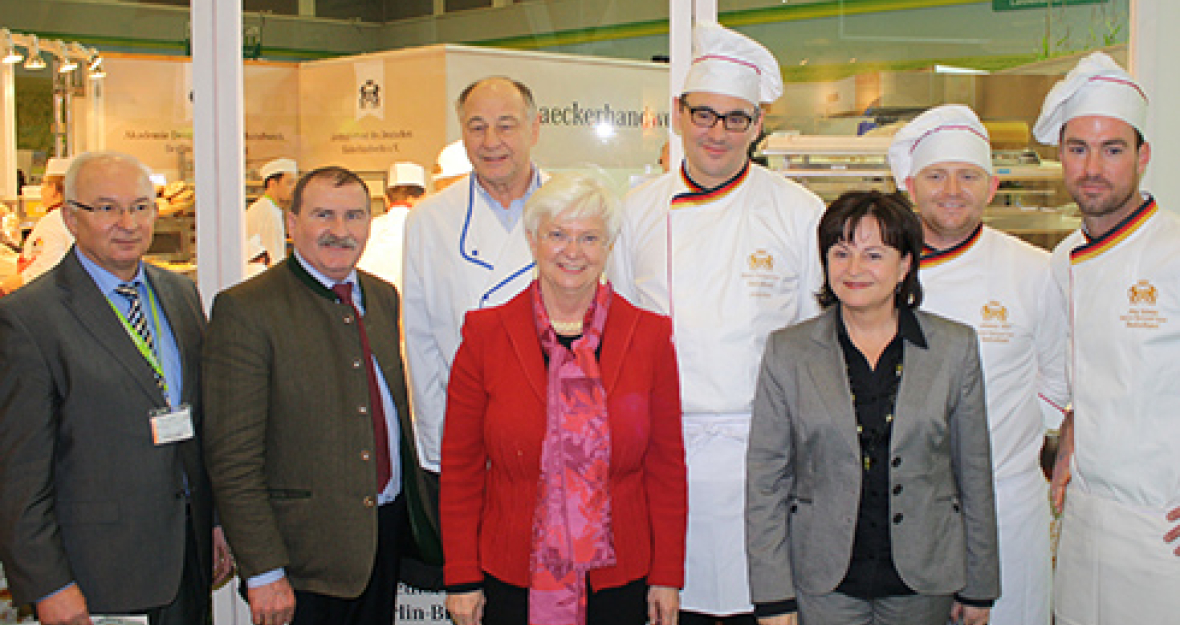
left=598, top=293, right=640, bottom=395
left=500, top=289, right=548, bottom=402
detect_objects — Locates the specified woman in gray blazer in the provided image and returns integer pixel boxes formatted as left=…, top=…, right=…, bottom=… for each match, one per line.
left=746, top=191, right=999, bottom=625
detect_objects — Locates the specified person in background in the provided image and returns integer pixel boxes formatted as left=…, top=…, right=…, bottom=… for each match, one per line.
left=432, top=139, right=474, bottom=193
left=246, top=157, right=297, bottom=266
left=441, top=173, right=686, bottom=625
left=0, top=151, right=230, bottom=625
left=888, top=104, right=1068, bottom=625
left=358, top=161, right=427, bottom=289
left=1034, top=51, right=1180, bottom=624
left=1, top=157, right=74, bottom=295
left=746, top=190, right=998, bottom=625
left=403, top=76, right=546, bottom=477
left=608, top=22, right=825, bottom=625
left=204, top=166, right=437, bottom=625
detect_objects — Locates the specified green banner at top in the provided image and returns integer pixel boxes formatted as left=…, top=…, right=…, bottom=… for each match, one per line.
left=994, top=0, right=1108, bottom=10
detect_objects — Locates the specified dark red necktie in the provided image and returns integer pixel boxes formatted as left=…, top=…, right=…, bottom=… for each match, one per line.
left=332, top=283, right=392, bottom=492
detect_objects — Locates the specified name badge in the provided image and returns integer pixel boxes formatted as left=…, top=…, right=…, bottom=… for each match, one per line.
left=150, top=404, right=194, bottom=445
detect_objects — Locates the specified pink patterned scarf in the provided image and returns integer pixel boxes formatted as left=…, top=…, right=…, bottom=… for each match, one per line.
left=529, top=280, right=616, bottom=625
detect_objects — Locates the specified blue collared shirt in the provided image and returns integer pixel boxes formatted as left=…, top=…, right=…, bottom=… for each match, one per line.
left=473, top=166, right=542, bottom=232
left=249, top=252, right=402, bottom=590
left=75, top=249, right=184, bottom=408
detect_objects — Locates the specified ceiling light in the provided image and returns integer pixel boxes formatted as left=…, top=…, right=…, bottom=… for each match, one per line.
left=1, top=30, right=21, bottom=64
left=24, top=36, right=45, bottom=70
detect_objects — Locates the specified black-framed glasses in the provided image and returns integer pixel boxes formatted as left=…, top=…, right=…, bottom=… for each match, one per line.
left=68, top=199, right=156, bottom=219
left=679, top=97, right=759, bottom=132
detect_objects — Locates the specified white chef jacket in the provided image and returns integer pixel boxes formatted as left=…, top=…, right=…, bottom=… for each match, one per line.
left=246, top=195, right=286, bottom=265
left=919, top=225, right=1068, bottom=625
left=402, top=170, right=543, bottom=472
left=1049, top=195, right=1180, bottom=624
left=17, top=207, right=73, bottom=283
left=358, top=203, right=411, bottom=291
left=608, top=162, right=824, bottom=615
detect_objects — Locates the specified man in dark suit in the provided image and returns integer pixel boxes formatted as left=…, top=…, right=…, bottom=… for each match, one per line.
left=204, top=166, right=436, bottom=625
left=0, top=151, right=230, bottom=625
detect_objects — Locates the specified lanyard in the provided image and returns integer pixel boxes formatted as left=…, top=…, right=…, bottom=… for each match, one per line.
left=107, top=283, right=170, bottom=403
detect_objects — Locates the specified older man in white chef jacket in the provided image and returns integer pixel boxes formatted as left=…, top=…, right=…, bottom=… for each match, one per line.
left=1033, top=52, right=1180, bottom=624
left=608, top=23, right=824, bottom=624
left=888, top=104, right=1069, bottom=625
left=402, top=76, right=545, bottom=474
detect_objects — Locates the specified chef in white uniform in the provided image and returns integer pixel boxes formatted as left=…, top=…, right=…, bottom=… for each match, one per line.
left=1, top=157, right=73, bottom=296
left=888, top=104, right=1069, bottom=625
left=246, top=157, right=297, bottom=266
left=608, top=23, right=824, bottom=624
left=1032, top=51, right=1180, bottom=625
left=403, top=76, right=545, bottom=473
left=358, top=162, right=427, bottom=290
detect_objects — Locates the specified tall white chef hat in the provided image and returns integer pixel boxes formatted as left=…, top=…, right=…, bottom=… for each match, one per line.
left=682, top=22, right=783, bottom=105
left=260, top=158, right=298, bottom=182
left=1033, top=52, right=1147, bottom=146
left=387, top=162, right=426, bottom=190
left=434, top=140, right=472, bottom=181
left=45, top=157, right=72, bottom=178
left=888, top=105, right=993, bottom=183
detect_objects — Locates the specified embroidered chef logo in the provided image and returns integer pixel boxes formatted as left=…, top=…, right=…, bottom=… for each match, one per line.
left=977, top=300, right=1014, bottom=343
left=981, top=301, right=1008, bottom=323
left=1122, top=279, right=1167, bottom=329
left=749, top=250, right=774, bottom=271
left=1129, top=280, right=1157, bottom=306
left=742, top=249, right=778, bottom=298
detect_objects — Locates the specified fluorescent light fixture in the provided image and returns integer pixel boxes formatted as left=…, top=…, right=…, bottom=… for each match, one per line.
left=934, top=64, right=989, bottom=75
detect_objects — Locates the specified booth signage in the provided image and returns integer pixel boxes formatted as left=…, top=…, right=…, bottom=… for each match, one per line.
left=993, top=0, right=1107, bottom=11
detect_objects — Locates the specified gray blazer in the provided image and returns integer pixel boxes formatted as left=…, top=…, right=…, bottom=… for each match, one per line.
left=746, top=308, right=999, bottom=605
left=0, top=249, right=212, bottom=613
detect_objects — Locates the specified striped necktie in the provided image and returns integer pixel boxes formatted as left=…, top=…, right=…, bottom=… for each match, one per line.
left=115, top=283, right=165, bottom=395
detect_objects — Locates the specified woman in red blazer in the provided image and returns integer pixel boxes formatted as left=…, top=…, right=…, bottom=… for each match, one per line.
left=441, top=173, right=687, bottom=625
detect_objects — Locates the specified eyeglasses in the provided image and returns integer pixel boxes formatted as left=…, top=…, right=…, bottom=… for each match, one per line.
left=69, top=199, right=156, bottom=219
left=542, top=228, right=606, bottom=251
left=680, top=98, right=759, bottom=132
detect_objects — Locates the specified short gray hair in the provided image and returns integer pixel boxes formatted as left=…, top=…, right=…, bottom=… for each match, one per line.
left=523, top=173, right=621, bottom=242
left=63, top=151, right=155, bottom=204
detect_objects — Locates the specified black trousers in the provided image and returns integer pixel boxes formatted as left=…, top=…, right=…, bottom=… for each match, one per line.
left=291, top=495, right=408, bottom=625
left=482, top=574, right=648, bottom=625
left=678, top=610, right=758, bottom=625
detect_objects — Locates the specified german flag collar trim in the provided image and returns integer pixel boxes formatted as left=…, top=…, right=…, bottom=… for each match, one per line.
left=920, top=223, right=983, bottom=269
left=1071, top=196, right=1157, bottom=265
left=671, top=161, right=750, bottom=209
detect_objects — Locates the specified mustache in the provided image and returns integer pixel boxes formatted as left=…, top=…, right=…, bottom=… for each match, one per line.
left=317, top=233, right=360, bottom=249
left=1077, top=175, right=1111, bottom=186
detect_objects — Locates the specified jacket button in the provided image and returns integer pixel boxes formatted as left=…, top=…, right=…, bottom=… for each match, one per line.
left=353, top=359, right=362, bottom=369
left=363, top=496, right=376, bottom=508
left=361, top=450, right=371, bottom=461
left=789, top=504, right=798, bottom=513
left=344, top=316, right=353, bottom=324
left=892, top=513, right=904, bottom=524
left=359, top=406, right=368, bottom=414
left=953, top=503, right=961, bottom=513
left=892, top=484, right=903, bottom=495
left=891, top=457, right=902, bottom=468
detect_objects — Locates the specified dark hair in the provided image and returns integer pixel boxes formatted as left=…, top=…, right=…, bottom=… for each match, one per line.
left=1058, top=121, right=1146, bottom=149
left=456, top=76, right=536, bottom=117
left=816, top=190, right=924, bottom=310
left=263, top=173, right=286, bottom=189
left=385, top=185, right=425, bottom=204
left=290, top=166, right=370, bottom=215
